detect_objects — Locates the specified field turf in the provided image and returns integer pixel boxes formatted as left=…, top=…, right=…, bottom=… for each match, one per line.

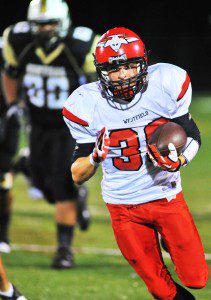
left=2, top=94, right=211, bottom=299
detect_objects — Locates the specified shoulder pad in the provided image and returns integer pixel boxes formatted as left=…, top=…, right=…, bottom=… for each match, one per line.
left=0, top=37, right=2, bottom=66
left=3, top=22, right=32, bottom=46
left=63, top=83, right=97, bottom=127
left=161, top=63, right=190, bottom=101
left=12, top=22, right=31, bottom=34
left=63, top=83, right=99, bottom=143
left=72, top=26, right=93, bottom=42
left=3, top=22, right=32, bottom=67
left=0, top=37, right=3, bottom=49
left=149, top=63, right=190, bottom=100
left=153, top=63, right=191, bottom=117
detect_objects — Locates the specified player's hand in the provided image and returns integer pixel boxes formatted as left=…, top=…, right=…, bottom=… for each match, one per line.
left=0, top=102, right=21, bottom=143
left=0, top=101, right=21, bottom=144
left=90, top=127, right=110, bottom=165
left=147, top=143, right=181, bottom=172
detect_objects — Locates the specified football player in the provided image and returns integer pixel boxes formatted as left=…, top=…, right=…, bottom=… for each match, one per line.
left=0, top=255, right=27, bottom=300
left=0, top=38, right=26, bottom=300
left=0, top=37, right=20, bottom=254
left=2, top=0, right=99, bottom=269
left=63, top=27, right=208, bottom=299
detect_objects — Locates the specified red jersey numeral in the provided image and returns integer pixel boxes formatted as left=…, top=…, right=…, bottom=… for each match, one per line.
left=144, top=117, right=169, bottom=142
left=109, top=129, right=142, bottom=171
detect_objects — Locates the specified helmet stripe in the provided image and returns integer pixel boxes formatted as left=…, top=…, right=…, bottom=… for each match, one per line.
left=41, top=0, right=47, bottom=13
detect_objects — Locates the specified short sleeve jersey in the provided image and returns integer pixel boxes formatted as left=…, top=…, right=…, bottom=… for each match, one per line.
left=0, top=37, right=6, bottom=114
left=63, top=63, right=192, bottom=204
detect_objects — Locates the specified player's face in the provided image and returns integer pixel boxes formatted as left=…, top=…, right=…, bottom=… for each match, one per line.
left=37, top=23, right=58, bottom=33
left=32, top=22, right=60, bottom=47
left=108, top=63, right=139, bottom=88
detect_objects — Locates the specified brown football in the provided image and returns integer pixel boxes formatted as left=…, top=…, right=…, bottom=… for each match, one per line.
left=148, top=122, right=187, bottom=156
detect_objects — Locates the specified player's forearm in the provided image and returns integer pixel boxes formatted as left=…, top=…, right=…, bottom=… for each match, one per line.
left=71, top=156, right=97, bottom=185
left=1, top=73, right=19, bottom=105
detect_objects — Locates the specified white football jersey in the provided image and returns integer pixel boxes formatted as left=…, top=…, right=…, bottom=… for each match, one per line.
left=63, top=63, right=192, bottom=204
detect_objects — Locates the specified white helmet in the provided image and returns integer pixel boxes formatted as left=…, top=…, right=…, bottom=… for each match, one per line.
left=27, top=0, right=71, bottom=38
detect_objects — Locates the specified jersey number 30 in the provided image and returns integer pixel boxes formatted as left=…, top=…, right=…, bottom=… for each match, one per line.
left=23, top=74, right=69, bottom=109
left=109, top=129, right=142, bottom=171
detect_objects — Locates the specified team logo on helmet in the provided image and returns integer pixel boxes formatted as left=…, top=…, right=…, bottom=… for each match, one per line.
left=97, top=34, right=139, bottom=53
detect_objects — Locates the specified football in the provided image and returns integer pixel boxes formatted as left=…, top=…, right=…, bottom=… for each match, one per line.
left=148, top=122, right=187, bottom=156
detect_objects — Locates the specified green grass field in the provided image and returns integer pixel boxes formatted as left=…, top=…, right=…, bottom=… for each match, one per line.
left=2, top=94, right=211, bottom=299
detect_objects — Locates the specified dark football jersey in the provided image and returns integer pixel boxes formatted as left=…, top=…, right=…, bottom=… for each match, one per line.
left=0, top=37, right=7, bottom=115
left=3, top=21, right=99, bottom=126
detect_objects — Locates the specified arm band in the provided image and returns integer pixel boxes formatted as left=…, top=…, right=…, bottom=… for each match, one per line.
left=181, top=137, right=199, bottom=166
left=72, top=142, right=95, bottom=163
left=172, top=113, right=201, bottom=166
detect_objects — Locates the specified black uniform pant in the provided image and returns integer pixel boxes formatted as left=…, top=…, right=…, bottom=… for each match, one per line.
left=29, top=124, right=77, bottom=204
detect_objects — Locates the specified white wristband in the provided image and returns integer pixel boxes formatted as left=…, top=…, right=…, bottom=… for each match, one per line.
left=89, top=154, right=101, bottom=167
left=181, top=137, right=200, bottom=166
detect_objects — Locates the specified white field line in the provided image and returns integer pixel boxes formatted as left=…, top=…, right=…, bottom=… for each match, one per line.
left=11, top=244, right=211, bottom=261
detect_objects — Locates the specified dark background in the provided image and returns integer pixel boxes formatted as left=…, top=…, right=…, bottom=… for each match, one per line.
left=0, top=0, right=210, bottom=92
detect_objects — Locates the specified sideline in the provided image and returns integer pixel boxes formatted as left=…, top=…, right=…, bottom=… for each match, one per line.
left=11, top=244, right=211, bottom=261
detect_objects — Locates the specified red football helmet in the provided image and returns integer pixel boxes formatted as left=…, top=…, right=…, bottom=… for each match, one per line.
left=94, top=27, right=148, bottom=102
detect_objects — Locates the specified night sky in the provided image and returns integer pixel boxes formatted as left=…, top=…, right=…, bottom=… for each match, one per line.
left=0, top=0, right=211, bottom=90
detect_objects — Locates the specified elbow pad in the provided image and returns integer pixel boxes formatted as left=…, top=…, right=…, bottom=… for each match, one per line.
left=172, top=113, right=201, bottom=147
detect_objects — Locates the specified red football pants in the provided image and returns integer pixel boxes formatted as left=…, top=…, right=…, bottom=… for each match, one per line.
left=107, top=192, right=208, bottom=300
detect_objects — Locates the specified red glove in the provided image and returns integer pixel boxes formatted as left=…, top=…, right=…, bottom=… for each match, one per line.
left=147, top=143, right=181, bottom=172
left=90, top=127, right=110, bottom=166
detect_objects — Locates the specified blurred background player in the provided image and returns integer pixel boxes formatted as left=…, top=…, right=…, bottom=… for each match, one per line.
left=0, top=37, right=20, bottom=254
left=0, top=255, right=27, bottom=300
left=1, top=0, right=99, bottom=269
left=0, top=38, right=26, bottom=300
